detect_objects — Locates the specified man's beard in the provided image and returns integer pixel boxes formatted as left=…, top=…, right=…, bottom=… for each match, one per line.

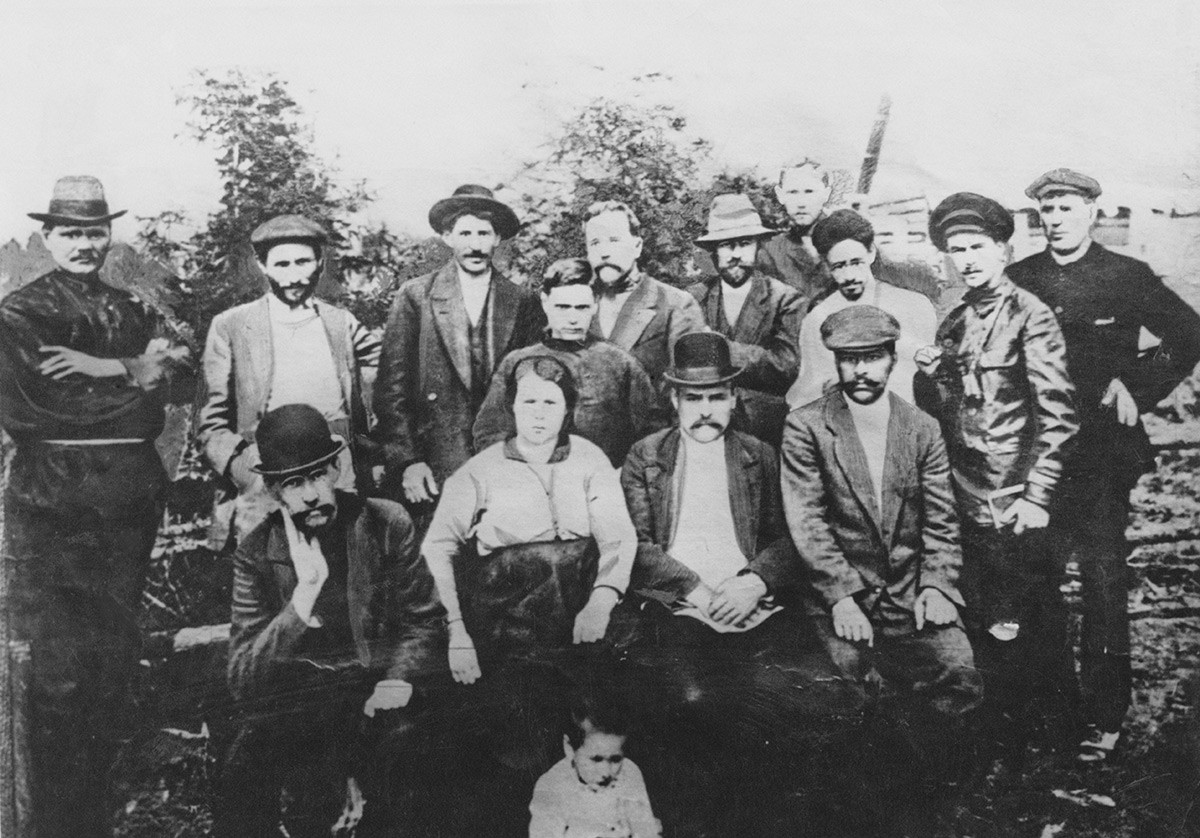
left=269, top=279, right=318, bottom=308
left=593, top=263, right=636, bottom=296
left=718, top=263, right=753, bottom=288
left=293, top=503, right=337, bottom=535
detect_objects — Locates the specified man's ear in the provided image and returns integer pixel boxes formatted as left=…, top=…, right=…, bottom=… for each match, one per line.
left=773, top=184, right=785, bottom=204
left=868, top=244, right=879, bottom=265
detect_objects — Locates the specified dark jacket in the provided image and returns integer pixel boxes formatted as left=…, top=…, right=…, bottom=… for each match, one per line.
left=472, top=334, right=666, bottom=467
left=756, top=230, right=832, bottom=312
left=373, top=262, right=544, bottom=485
left=588, top=275, right=706, bottom=391
left=1009, top=243, right=1200, bottom=478
left=621, top=428, right=800, bottom=604
left=687, top=273, right=802, bottom=444
left=228, top=492, right=445, bottom=703
left=781, top=392, right=964, bottom=614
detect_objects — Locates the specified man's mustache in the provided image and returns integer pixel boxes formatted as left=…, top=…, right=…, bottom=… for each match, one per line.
left=691, top=420, right=726, bottom=430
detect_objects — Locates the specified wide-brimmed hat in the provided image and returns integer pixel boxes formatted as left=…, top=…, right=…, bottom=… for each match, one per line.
left=694, top=194, right=776, bottom=246
left=28, top=176, right=127, bottom=225
left=428, top=184, right=521, bottom=239
left=252, top=404, right=346, bottom=479
left=820, top=305, right=901, bottom=351
left=250, top=214, right=329, bottom=248
left=663, top=332, right=743, bottom=387
left=928, top=192, right=1015, bottom=251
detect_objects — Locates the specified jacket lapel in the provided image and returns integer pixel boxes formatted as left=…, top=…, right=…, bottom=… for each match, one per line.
left=879, top=394, right=912, bottom=546
left=265, top=517, right=297, bottom=605
left=429, top=263, right=473, bottom=390
left=241, top=298, right=274, bottom=417
left=825, top=395, right=883, bottom=535
left=606, top=278, right=657, bottom=350
left=489, top=272, right=519, bottom=361
left=699, top=278, right=722, bottom=330
left=732, top=275, right=771, bottom=343
left=648, top=429, right=681, bottom=547
left=724, top=433, right=759, bottom=559
left=316, top=303, right=354, bottom=408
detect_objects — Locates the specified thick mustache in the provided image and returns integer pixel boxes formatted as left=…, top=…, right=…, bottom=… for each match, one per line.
left=691, top=420, right=724, bottom=429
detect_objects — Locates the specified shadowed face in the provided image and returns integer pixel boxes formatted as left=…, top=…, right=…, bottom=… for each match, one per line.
left=672, top=383, right=735, bottom=443
left=269, top=460, right=340, bottom=533
left=713, top=237, right=758, bottom=287
left=775, top=166, right=832, bottom=229
left=566, top=728, right=627, bottom=792
left=512, top=373, right=568, bottom=448
left=825, top=239, right=876, bottom=301
left=443, top=214, right=501, bottom=276
left=542, top=284, right=597, bottom=340
left=44, top=224, right=112, bottom=274
left=945, top=232, right=1008, bottom=290
left=260, top=242, right=322, bottom=307
left=1038, top=192, right=1095, bottom=254
left=835, top=346, right=895, bottom=406
left=585, top=211, right=643, bottom=288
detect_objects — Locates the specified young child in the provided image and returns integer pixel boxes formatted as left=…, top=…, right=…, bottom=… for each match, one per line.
left=528, top=697, right=661, bottom=838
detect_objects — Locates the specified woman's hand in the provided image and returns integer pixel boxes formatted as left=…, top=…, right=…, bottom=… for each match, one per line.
left=573, top=587, right=619, bottom=644
left=447, top=621, right=482, bottom=684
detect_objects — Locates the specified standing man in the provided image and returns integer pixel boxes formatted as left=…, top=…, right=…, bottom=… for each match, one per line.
left=0, top=176, right=191, bottom=836
left=688, top=194, right=802, bottom=446
left=374, top=184, right=544, bottom=509
left=1009, top=169, right=1200, bottom=761
left=473, top=257, right=664, bottom=466
left=197, top=214, right=380, bottom=548
left=916, top=192, right=1080, bottom=767
left=757, top=159, right=835, bottom=310
left=218, top=405, right=444, bottom=837
left=584, top=200, right=706, bottom=392
left=781, top=306, right=982, bottom=833
left=788, top=210, right=936, bottom=409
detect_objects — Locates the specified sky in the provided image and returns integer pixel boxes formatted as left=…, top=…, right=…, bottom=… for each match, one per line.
left=2, top=0, right=1199, bottom=245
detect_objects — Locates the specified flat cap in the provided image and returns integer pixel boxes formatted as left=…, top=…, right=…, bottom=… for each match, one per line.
left=250, top=214, right=328, bottom=246
left=928, top=192, right=1014, bottom=251
left=820, top=305, right=900, bottom=351
left=1024, top=168, right=1102, bottom=201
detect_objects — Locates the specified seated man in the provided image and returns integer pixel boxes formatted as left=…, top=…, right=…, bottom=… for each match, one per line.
left=473, top=257, right=665, bottom=467
left=781, top=306, right=983, bottom=832
left=216, top=404, right=445, bottom=838
left=621, top=331, right=855, bottom=834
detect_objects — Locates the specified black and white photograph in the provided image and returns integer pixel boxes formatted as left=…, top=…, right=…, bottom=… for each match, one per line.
left=2, top=1, right=1200, bottom=835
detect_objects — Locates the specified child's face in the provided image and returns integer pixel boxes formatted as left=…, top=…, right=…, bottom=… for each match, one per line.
left=567, top=730, right=626, bottom=791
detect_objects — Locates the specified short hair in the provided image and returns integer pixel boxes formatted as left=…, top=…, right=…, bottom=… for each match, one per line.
left=439, top=207, right=500, bottom=236
left=252, top=238, right=324, bottom=265
left=777, top=158, right=831, bottom=188
left=541, top=258, right=595, bottom=294
left=811, top=210, right=875, bottom=259
left=506, top=355, right=578, bottom=431
left=833, top=341, right=897, bottom=359
left=582, top=201, right=642, bottom=238
left=41, top=221, right=112, bottom=235
left=1037, top=188, right=1097, bottom=205
left=566, top=691, right=629, bottom=749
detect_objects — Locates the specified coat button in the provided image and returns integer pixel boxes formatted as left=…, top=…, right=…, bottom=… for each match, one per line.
left=1054, top=306, right=1063, bottom=314
left=427, top=392, right=437, bottom=401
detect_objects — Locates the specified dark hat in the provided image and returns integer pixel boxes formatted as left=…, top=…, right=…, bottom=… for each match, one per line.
left=663, top=331, right=743, bottom=387
left=928, top=192, right=1015, bottom=251
left=428, top=184, right=521, bottom=239
left=820, top=305, right=901, bottom=351
left=694, top=194, right=776, bottom=245
left=1024, top=168, right=1102, bottom=201
left=811, top=209, right=875, bottom=258
left=28, top=175, right=126, bottom=225
left=252, top=404, right=346, bottom=479
left=250, top=214, right=329, bottom=247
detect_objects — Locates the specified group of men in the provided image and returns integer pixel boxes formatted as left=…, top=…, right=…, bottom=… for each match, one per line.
left=2, top=158, right=1199, bottom=837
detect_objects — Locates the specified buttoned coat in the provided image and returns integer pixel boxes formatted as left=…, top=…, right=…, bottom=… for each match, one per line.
left=197, top=296, right=376, bottom=548
left=588, top=275, right=706, bottom=390
left=780, top=391, right=964, bottom=614
left=621, top=427, right=800, bottom=604
left=373, top=262, right=544, bottom=487
left=228, top=492, right=446, bottom=703
left=687, top=273, right=802, bottom=444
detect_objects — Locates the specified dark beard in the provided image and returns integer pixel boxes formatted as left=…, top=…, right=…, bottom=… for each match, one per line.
left=719, top=265, right=753, bottom=288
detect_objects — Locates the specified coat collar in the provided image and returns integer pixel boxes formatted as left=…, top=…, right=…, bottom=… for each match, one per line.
left=591, top=274, right=658, bottom=350
left=822, top=391, right=910, bottom=541
left=702, top=273, right=772, bottom=338
left=429, top=260, right=520, bottom=389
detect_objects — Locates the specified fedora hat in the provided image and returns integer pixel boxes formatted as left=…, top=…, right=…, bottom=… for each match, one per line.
left=694, top=194, right=775, bottom=245
left=663, top=331, right=743, bottom=387
left=28, top=175, right=127, bottom=226
left=428, top=184, right=521, bottom=240
left=252, top=404, right=346, bottom=479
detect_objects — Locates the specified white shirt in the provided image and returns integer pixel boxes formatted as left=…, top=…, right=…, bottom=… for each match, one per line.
left=845, top=393, right=892, bottom=518
left=265, top=295, right=345, bottom=420
left=721, top=279, right=753, bottom=328
left=597, top=289, right=634, bottom=339
left=667, top=434, right=747, bottom=588
left=456, top=266, right=492, bottom=327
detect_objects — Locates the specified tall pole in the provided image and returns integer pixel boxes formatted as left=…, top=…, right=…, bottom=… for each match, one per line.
left=857, top=93, right=892, bottom=195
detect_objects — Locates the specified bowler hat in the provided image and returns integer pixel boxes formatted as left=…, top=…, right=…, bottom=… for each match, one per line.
left=663, top=332, right=743, bottom=387
left=428, top=184, right=521, bottom=240
left=820, top=305, right=900, bottom=351
left=694, top=194, right=776, bottom=245
left=1024, top=168, right=1102, bottom=201
left=928, top=192, right=1015, bottom=252
left=28, top=175, right=126, bottom=225
left=252, top=404, right=346, bottom=479
left=250, top=214, right=329, bottom=247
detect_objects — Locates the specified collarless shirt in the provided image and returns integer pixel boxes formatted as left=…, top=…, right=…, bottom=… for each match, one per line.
left=668, top=434, right=747, bottom=588
left=720, top=278, right=753, bottom=329
left=456, top=267, right=493, bottom=327
left=844, top=392, right=892, bottom=517
left=265, top=295, right=345, bottom=420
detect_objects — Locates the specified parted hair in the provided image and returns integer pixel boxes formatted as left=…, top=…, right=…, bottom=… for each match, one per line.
left=438, top=206, right=501, bottom=236
left=582, top=200, right=642, bottom=238
left=541, top=258, right=595, bottom=294
left=506, top=355, right=579, bottom=425
left=778, top=158, right=831, bottom=187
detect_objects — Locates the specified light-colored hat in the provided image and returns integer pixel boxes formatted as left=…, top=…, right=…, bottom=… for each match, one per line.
left=28, top=176, right=126, bottom=225
left=694, top=194, right=776, bottom=245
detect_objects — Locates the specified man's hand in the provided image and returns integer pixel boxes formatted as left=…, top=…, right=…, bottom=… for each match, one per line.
left=1101, top=378, right=1138, bottom=427
left=914, top=345, right=943, bottom=376
left=708, top=573, right=768, bottom=627
left=38, top=346, right=125, bottom=380
left=831, top=596, right=873, bottom=647
left=448, top=622, right=481, bottom=685
left=914, top=587, right=958, bottom=631
left=363, top=679, right=414, bottom=717
left=289, top=544, right=329, bottom=625
left=998, top=498, right=1050, bottom=535
left=573, top=587, right=619, bottom=644
left=227, top=447, right=260, bottom=493
left=685, top=584, right=715, bottom=612
left=402, top=462, right=439, bottom=504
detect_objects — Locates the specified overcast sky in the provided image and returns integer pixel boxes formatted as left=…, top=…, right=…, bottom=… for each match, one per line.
left=3, top=0, right=1198, bottom=244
